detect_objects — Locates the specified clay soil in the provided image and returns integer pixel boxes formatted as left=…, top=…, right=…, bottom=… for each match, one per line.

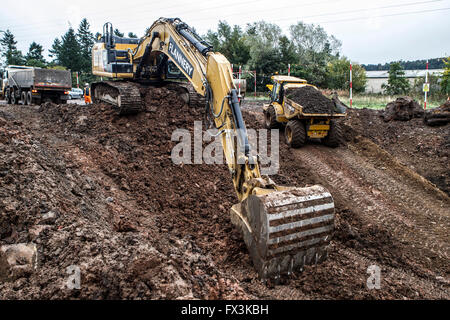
left=0, top=89, right=449, bottom=299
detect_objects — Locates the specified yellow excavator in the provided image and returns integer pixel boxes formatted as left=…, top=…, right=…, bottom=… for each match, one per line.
left=91, top=18, right=335, bottom=279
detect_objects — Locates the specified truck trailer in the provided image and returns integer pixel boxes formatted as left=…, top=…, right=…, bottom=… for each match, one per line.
left=1, top=66, right=72, bottom=105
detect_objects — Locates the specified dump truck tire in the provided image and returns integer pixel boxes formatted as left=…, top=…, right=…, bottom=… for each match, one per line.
left=264, top=105, right=280, bottom=129
left=323, top=120, right=342, bottom=148
left=285, top=119, right=306, bottom=148
left=21, top=91, right=27, bottom=105
left=11, top=90, right=17, bottom=105
left=6, top=90, right=12, bottom=104
left=26, top=92, right=33, bottom=105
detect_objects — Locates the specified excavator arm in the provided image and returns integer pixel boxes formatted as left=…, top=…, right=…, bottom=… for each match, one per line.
left=94, top=18, right=336, bottom=279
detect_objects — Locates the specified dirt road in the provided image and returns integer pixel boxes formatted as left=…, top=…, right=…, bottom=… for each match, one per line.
left=0, top=92, right=449, bottom=299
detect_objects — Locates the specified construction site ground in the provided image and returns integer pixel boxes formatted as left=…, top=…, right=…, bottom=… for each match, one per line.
left=0, top=87, right=448, bottom=299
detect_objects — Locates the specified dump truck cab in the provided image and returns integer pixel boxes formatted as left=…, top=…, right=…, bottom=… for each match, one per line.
left=263, top=75, right=347, bottom=148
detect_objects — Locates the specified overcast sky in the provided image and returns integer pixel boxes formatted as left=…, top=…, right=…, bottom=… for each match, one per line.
left=1, top=0, right=449, bottom=65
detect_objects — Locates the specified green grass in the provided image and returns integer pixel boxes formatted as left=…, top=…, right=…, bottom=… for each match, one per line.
left=350, top=95, right=441, bottom=110
left=244, top=92, right=444, bottom=110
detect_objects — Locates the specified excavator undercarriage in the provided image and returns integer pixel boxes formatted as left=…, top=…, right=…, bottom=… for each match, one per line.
left=91, top=18, right=335, bottom=279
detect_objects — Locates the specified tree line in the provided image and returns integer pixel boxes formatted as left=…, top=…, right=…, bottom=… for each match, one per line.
left=0, top=18, right=367, bottom=92
left=205, top=20, right=366, bottom=92
left=0, top=19, right=136, bottom=85
left=363, top=57, right=445, bottom=71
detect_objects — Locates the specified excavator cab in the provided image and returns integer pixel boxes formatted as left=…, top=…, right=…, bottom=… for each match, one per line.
left=92, top=22, right=139, bottom=78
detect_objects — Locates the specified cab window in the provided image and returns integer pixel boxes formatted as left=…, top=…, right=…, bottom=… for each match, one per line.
left=271, top=82, right=279, bottom=102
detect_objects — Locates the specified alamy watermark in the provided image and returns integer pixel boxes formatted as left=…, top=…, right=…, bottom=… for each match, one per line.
left=65, top=265, right=81, bottom=290
left=171, top=121, right=280, bottom=175
left=366, top=264, right=381, bottom=289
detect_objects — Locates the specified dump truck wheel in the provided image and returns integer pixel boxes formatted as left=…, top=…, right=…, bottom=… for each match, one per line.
left=285, top=120, right=306, bottom=148
left=6, top=90, right=12, bottom=104
left=21, top=91, right=28, bottom=105
left=10, top=91, right=17, bottom=105
left=323, top=120, right=342, bottom=148
left=264, top=105, right=280, bottom=129
left=26, top=92, right=33, bottom=105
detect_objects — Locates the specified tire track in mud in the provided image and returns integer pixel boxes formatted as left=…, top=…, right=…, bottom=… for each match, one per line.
left=340, top=141, right=449, bottom=257
left=291, top=143, right=449, bottom=275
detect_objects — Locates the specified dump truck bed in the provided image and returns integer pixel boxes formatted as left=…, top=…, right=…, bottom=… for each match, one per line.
left=11, top=69, right=71, bottom=90
left=285, top=97, right=346, bottom=118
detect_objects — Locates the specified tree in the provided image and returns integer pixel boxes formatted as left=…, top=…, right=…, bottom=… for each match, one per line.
left=114, top=29, right=124, bottom=37
left=25, top=42, right=46, bottom=67
left=48, top=38, right=62, bottom=64
left=441, top=56, right=450, bottom=97
left=77, top=18, right=95, bottom=73
left=288, top=22, right=341, bottom=87
left=128, top=32, right=138, bottom=38
left=381, top=62, right=410, bottom=95
left=327, top=57, right=366, bottom=93
left=205, top=21, right=250, bottom=66
left=0, top=29, right=24, bottom=65
left=59, top=27, right=83, bottom=72
left=244, top=21, right=284, bottom=90
left=279, top=35, right=297, bottom=69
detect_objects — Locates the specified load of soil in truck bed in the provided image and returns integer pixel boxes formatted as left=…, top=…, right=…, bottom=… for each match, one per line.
left=286, top=86, right=336, bottom=114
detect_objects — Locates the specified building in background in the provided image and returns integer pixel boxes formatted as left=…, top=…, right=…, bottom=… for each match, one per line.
left=365, top=69, right=444, bottom=93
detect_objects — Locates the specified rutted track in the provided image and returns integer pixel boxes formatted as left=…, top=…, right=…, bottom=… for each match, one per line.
left=292, top=142, right=449, bottom=260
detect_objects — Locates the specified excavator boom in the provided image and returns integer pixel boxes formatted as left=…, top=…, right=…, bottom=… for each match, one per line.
left=91, top=18, right=335, bottom=279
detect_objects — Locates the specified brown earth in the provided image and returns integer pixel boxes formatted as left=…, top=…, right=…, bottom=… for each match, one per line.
left=286, top=86, right=335, bottom=114
left=381, top=96, right=424, bottom=122
left=0, top=89, right=449, bottom=299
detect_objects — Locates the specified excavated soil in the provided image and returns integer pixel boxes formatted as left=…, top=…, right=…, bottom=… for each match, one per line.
left=286, top=86, right=336, bottom=114
left=0, top=90, right=449, bottom=300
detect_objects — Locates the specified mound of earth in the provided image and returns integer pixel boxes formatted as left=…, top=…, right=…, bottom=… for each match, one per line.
left=286, top=86, right=335, bottom=114
left=0, top=87, right=248, bottom=299
left=424, top=100, right=450, bottom=126
left=381, top=96, right=424, bottom=122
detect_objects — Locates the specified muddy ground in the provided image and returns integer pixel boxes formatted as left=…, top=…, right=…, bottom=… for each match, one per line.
left=0, top=89, right=449, bottom=299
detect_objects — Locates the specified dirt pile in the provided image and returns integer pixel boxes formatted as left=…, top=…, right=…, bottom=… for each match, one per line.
left=381, top=96, right=424, bottom=122
left=0, top=87, right=249, bottom=299
left=424, top=100, right=450, bottom=126
left=0, top=89, right=449, bottom=300
left=286, top=86, right=335, bottom=114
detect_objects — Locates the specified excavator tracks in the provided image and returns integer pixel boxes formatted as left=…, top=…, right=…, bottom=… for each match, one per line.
left=231, top=185, right=335, bottom=280
left=92, top=81, right=144, bottom=115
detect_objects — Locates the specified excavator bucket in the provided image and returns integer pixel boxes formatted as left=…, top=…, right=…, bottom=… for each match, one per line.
left=230, top=185, right=334, bottom=279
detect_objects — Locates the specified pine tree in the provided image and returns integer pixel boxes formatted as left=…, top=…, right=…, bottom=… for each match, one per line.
left=59, top=27, right=83, bottom=72
left=25, top=42, right=46, bottom=67
left=128, top=32, right=138, bottom=38
left=0, top=29, right=24, bottom=65
left=77, top=18, right=94, bottom=73
left=48, top=38, right=62, bottom=65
